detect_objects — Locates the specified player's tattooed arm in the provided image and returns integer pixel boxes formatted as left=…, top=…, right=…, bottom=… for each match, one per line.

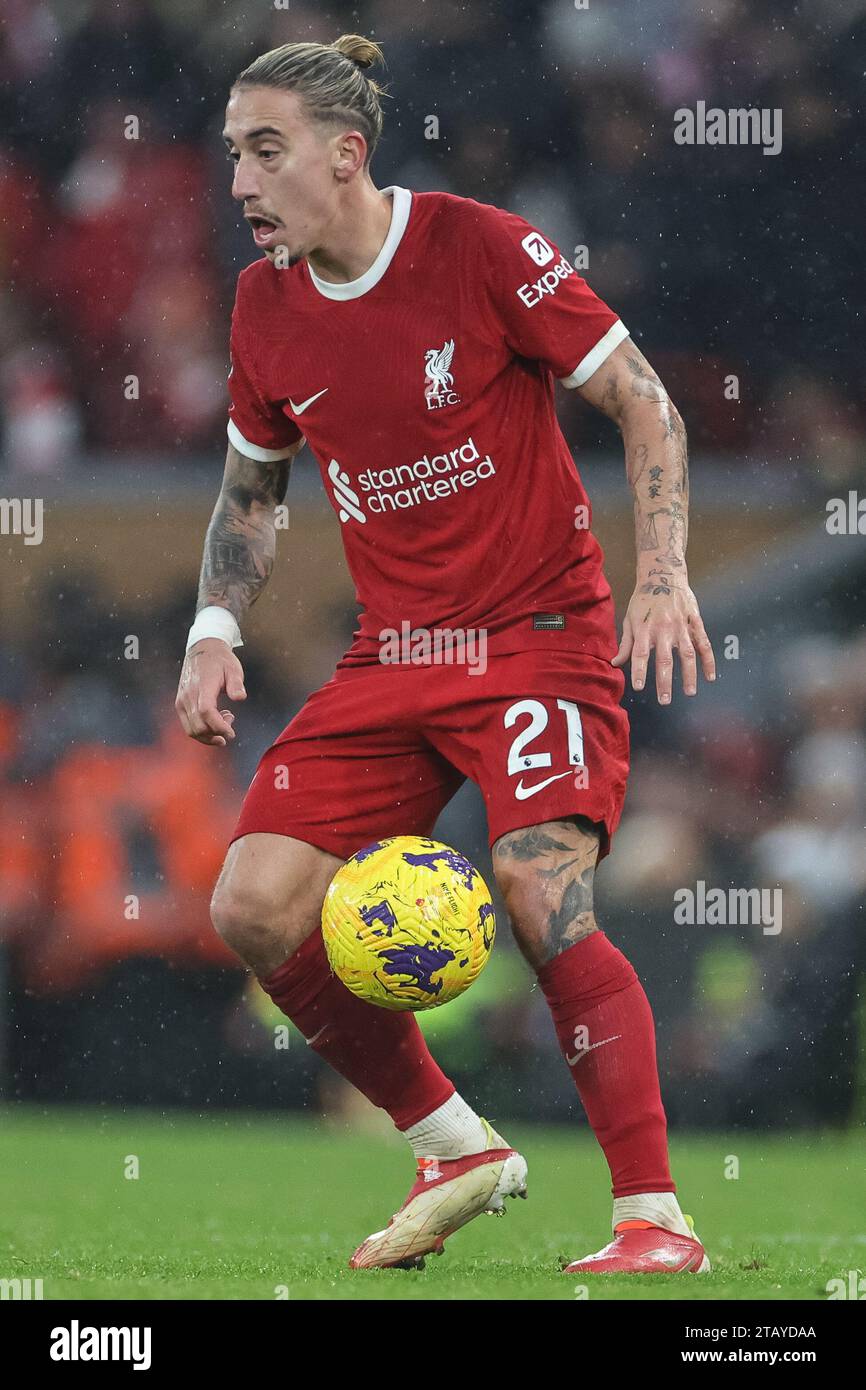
left=576, top=337, right=714, bottom=702
left=177, top=440, right=303, bottom=748
left=582, top=342, right=689, bottom=587
left=493, top=817, right=600, bottom=969
left=197, top=440, right=301, bottom=621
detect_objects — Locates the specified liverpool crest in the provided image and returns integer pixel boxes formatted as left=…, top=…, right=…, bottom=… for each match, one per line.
left=424, top=338, right=460, bottom=410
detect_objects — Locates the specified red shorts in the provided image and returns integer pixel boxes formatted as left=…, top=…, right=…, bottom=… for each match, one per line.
left=232, top=641, right=630, bottom=861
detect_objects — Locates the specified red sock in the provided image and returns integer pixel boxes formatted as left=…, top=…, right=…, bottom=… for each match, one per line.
left=538, top=931, right=674, bottom=1197
left=260, top=931, right=454, bottom=1130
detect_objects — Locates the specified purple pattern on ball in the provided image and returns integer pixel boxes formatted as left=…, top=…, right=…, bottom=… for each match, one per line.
left=401, top=848, right=477, bottom=891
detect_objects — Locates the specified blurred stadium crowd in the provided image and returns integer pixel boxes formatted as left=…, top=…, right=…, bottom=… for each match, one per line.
left=0, top=0, right=862, bottom=475
left=1, top=0, right=864, bottom=1125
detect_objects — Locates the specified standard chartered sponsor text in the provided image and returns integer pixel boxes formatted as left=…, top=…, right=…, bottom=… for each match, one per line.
left=358, top=436, right=495, bottom=513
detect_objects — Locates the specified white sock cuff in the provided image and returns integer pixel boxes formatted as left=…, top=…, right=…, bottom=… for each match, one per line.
left=612, top=1191, right=691, bottom=1238
left=403, top=1092, right=487, bottom=1160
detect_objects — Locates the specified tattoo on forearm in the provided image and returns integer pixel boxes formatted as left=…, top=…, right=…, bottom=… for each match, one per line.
left=637, top=510, right=662, bottom=551
left=631, top=460, right=688, bottom=582
left=664, top=408, right=689, bottom=499
left=601, top=372, right=621, bottom=414
left=625, top=441, right=649, bottom=489
left=197, top=454, right=290, bottom=622
left=613, top=347, right=691, bottom=587
left=625, top=353, right=668, bottom=404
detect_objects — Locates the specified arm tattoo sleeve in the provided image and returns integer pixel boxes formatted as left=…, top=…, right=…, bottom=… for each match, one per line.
left=620, top=352, right=690, bottom=595
left=196, top=448, right=291, bottom=623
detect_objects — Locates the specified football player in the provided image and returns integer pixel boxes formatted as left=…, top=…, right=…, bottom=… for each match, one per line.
left=176, top=35, right=715, bottom=1275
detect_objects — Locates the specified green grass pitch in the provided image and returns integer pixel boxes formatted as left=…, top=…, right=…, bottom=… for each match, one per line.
left=1, top=1106, right=863, bottom=1300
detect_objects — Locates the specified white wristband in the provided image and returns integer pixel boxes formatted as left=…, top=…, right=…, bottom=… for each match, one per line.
left=186, top=606, right=243, bottom=652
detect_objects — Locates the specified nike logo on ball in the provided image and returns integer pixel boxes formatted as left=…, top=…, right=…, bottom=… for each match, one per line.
left=290, top=388, right=329, bottom=415
left=514, top=770, right=573, bottom=800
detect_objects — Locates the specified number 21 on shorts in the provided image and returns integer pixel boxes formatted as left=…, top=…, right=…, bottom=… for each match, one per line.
left=504, top=699, right=587, bottom=800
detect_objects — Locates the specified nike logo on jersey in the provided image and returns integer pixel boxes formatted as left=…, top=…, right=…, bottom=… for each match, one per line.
left=513, top=770, right=573, bottom=800
left=566, top=1034, right=622, bottom=1067
left=290, top=387, right=328, bottom=415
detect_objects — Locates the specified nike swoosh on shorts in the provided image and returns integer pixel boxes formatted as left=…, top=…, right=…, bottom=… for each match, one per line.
left=513, top=770, right=573, bottom=800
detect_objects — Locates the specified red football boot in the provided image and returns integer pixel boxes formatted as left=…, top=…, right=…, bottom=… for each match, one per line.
left=349, top=1119, right=528, bottom=1270
left=563, top=1217, right=711, bottom=1274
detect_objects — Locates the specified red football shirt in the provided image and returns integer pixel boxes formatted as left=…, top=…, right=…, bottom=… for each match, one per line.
left=227, top=186, right=629, bottom=658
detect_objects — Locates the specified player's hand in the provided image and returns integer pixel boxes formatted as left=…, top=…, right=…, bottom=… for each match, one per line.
left=175, top=639, right=247, bottom=746
left=612, top=580, right=715, bottom=703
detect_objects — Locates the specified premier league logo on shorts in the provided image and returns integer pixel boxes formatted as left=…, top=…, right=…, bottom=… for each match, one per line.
left=424, top=338, right=461, bottom=410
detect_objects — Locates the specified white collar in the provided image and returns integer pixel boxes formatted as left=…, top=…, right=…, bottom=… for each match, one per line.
left=307, top=186, right=412, bottom=301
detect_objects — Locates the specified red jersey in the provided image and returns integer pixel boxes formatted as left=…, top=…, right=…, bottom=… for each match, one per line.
left=227, top=186, right=629, bottom=658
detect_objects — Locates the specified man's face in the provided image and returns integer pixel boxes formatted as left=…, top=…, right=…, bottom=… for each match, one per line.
left=223, top=86, right=340, bottom=263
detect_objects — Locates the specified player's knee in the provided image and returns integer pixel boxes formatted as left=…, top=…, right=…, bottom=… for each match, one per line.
left=496, top=860, right=596, bottom=918
left=493, top=818, right=601, bottom=912
left=491, top=857, right=525, bottom=913
left=209, top=880, right=284, bottom=956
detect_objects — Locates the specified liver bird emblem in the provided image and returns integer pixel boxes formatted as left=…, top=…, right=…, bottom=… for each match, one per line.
left=424, top=338, right=456, bottom=398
